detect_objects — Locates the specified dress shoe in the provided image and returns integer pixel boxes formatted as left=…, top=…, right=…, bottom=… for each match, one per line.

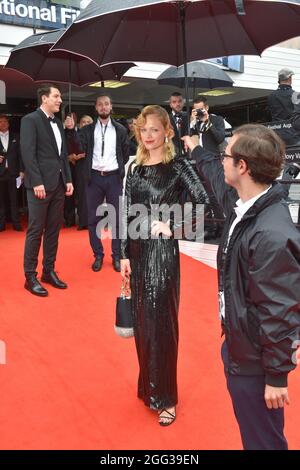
left=112, top=257, right=121, bottom=272
left=92, top=256, right=103, bottom=272
left=24, top=275, right=48, bottom=297
left=13, top=224, right=23, bottom=231
left=77, top=225, right=88, bottom=231
left=41, top=270, right=68, bottom=289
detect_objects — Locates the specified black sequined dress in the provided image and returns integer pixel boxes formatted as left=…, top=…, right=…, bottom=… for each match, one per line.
left=121, top=157, right=206, bottom=409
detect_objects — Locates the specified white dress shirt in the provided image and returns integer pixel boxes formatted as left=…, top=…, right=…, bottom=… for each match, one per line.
left=0, top=130, right=9, bottom=168
left=219, top=185, right=271, bottom=319
left=190, top=118, right=212, bottom=147
left=172, top=111, right=181, bottom=131
left=92, top=118, right=118, bottom=172
left=40, top=108, right=62, bottom=155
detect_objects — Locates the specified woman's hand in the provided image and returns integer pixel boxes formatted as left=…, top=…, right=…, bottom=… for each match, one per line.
left=68, top=153, right=76, bottom=164
left=64, top=115, right=75, bottom=129
left=181, top=135, right=197, bottom=152
left=151, top=220, right=172, bottom=238
left=121, top=259, right=131, bottom=278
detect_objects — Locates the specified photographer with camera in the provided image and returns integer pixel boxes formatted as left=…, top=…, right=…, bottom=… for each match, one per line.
left=190, top=96, right=226, bottom=153
left=190, top=97, right=226, bottom=239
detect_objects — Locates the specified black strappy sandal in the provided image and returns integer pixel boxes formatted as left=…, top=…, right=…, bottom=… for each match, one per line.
left=158, top=408, right=176, bottom=427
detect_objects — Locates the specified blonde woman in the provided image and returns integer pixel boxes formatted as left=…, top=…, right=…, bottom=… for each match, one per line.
left=79, top=115, right=93, bottom=128
left=120, top=105, right=206, bottom=426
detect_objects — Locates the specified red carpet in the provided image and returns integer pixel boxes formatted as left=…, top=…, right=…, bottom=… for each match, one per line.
left=0, top=227, right=299, bottom=450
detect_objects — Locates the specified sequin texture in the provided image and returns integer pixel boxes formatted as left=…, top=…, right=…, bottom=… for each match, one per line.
left=121, top=157, right=206, bottom=409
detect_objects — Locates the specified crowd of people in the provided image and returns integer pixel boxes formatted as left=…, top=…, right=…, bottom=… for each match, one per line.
left=1, top=71, right=300, bottom=449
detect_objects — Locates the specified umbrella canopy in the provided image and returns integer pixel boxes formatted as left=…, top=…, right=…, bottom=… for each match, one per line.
left=157, top=61, right=234, bottom=89
left=52, top=0, right=300, bottom=67
left=51, top=0, right=300, bottom=120
left=5, top=29, right=135, bottom=86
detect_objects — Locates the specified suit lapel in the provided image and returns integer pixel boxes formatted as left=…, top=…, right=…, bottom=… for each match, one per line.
left=7, top=132, right=14, bottom=153
left=170, top=113, right=180, bottom=141
left=37, top=108, right=60, bottom=156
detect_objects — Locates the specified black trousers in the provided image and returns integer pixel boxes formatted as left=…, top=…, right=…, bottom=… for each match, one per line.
left=75, top=163, right=88, bottom=227
left=0, top=172, right=20, bottom=227
left=64, top=163, right=88, bottom=227
left=64, top=164, right=76, bottom=226
left=24, top=179, right=65, bottom=275
left=86, top=170, right=122, bottom=259
left=221, top=341, right=288, bottom=450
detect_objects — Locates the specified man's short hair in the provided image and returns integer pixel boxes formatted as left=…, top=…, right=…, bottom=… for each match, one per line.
left=37, top=83, right=60, bottom=105
left=193, top=96, right=208, bottom=106
left=170, top=92, right=183, bottom=98
left=232, top=124, right=285, bottom=184
left=278, top=68, right=294, bottom=81
left=95, top=93, right=113, bottom=103
left=0, top=114, right=8, bottom=121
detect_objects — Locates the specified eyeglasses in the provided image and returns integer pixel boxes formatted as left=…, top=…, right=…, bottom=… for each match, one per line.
left=219, top=152, right=234, bottom=163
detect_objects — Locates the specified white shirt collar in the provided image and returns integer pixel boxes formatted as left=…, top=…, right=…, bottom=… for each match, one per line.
left=40, top=107, right=54, bottom=120
left=0, top=130, right=8, bottom=136
left=98, top=117, right=112, bottom=128
left=234, top=186, right=272, bottom=219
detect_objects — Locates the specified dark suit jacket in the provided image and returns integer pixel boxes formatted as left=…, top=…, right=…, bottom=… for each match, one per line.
left=77, top=118, right=130, bottom=182
left=268, top=85, right=295, bottom=121
left=169, top=111, right=189, bottom=155
left=191, top=113, right=225, bottom=154
left=20, top=108, right=72, bottom=191
left=0, top=132, right=22, bottom=177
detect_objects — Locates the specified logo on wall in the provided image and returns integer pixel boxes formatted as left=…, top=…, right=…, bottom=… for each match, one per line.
left=208, top=56, right=244, bottom=73
left=0, top=0, right=80, bottom=29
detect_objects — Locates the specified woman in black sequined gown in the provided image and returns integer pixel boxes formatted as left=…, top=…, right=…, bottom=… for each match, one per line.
left=120, top=106, right=206, bottom=425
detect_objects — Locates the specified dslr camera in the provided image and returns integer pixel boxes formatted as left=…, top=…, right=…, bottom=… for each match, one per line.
left=195, top=108, right=206, bottom=120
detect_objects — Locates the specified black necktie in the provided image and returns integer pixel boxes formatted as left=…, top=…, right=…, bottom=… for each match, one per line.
left=48, top=116, right=57, bottom=124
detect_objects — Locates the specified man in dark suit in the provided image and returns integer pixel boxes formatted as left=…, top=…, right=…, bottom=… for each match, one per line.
left=168, top=92, right=189, bottom=156
left=21, top=84, right=73, bottom=297
left=66, top=94, right=129, bottom=272
left=190, top=96, right=225, bottom=153
left=0, top=114, right=23, bottom=231
left=190, top=96, right=226, bottom=239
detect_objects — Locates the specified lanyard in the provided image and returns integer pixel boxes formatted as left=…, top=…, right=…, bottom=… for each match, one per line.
left=100, top=122, right=108, bottom=157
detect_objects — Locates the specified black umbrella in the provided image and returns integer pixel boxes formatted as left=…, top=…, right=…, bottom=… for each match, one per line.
left=157, top=61, right=234, bottom=94
left=5, top=29, right=135, bottom=110
left=52, top=0, right=300, bottom=116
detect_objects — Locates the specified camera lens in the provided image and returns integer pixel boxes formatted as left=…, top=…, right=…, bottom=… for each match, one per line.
left=195, top=109, right=205, bottom=120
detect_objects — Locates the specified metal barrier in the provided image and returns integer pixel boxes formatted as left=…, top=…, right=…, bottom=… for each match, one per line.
left=281, top=178, right=300, bottom=229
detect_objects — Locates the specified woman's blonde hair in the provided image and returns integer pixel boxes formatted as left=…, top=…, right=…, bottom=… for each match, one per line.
left=134, top=105, right=175, bottom=165
left=79, top=115, right=93, bottom=128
